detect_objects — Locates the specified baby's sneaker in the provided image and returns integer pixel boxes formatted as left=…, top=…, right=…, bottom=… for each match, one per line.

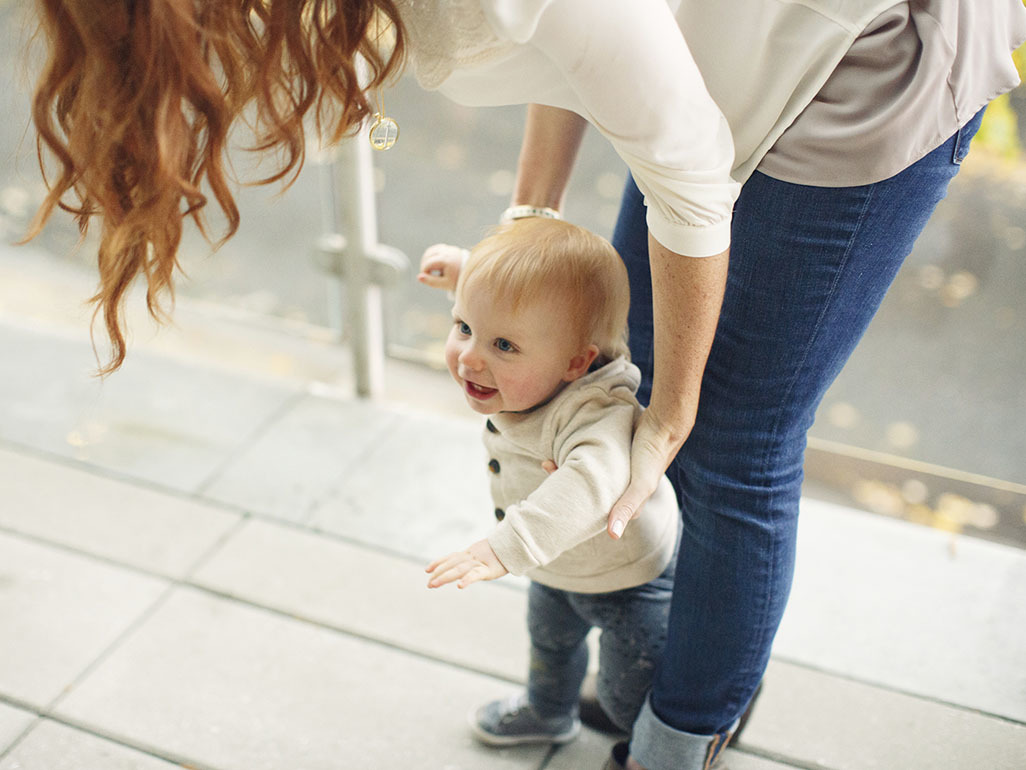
left=471, top=693, right=580, bottom=746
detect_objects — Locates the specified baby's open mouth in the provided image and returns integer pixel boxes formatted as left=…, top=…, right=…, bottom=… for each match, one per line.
left=465, top=380, right=497, bottom=399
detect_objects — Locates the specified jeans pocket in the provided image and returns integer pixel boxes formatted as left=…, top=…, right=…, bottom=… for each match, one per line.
left=952, top=108, right=986, bottom=165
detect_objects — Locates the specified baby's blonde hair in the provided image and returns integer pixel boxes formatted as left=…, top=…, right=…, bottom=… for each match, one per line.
left=457, top=218, right=630, bottom=360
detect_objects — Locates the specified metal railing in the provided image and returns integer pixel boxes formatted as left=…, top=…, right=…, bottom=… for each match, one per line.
left=312, top=126, right=408, bottom=399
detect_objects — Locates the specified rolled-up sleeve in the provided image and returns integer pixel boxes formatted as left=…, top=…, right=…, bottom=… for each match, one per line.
left=484, top=0, right=740, bottom=256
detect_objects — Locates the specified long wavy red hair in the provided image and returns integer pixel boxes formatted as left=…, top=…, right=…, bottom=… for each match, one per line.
left=28, top=0, right=405, bottom=373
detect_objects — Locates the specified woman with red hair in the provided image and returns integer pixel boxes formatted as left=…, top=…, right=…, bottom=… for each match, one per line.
left=26, top=2, right=1026, bottom=768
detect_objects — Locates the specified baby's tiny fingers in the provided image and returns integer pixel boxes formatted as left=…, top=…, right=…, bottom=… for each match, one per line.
left=458, top=566, right=488, bottom=589
left=428, top=559, right=477, bottom=588
left=426, top=552, right=457, bottom=573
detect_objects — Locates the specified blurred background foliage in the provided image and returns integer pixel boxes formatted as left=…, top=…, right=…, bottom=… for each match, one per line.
left=976, top=41, right=1026, bottom=158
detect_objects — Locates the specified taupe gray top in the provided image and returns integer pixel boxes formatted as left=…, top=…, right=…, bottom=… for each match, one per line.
left=762, top=2, right=1026, bottom=186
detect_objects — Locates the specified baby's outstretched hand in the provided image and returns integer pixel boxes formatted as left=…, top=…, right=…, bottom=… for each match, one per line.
left=426, top=539, right=508, bottom=589
left=417, top=243, right=468, bottom=291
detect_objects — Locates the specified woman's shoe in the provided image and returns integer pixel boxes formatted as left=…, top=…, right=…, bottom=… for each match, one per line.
left=601, top=741, right=631, bottom=770
left=578, top=674, right=628, bottom=735
left=581, top=677, right=763, bottom=741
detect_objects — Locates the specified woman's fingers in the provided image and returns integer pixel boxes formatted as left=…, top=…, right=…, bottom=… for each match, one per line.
left=608, top=408, right=690, bottom=538
left=608, top=474, right=660, bottom=538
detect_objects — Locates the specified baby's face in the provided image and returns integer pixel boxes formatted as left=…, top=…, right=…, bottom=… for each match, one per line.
left=445, top=286, right=587, bottom=415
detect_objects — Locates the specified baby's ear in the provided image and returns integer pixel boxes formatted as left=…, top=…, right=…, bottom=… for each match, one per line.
left=564, top=344, right=600, bottom=382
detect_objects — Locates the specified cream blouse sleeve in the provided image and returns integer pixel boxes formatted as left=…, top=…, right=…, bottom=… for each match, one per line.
left=482, top=0, right=740, bottom=257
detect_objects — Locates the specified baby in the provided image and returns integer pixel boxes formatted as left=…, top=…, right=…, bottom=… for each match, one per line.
left=421, top=218, right=680, bottom=746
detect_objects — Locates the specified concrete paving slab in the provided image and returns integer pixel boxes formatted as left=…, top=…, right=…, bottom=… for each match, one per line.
left=739, top=659, right=1026, bottom=770
left=0, top=324, right=298, bottom=493
left=0, top=531, right=167, bottom=708
left=191, top=517, right=530, bottom=681
left=0, top=448, right=240, bottom=579
left=776, top=498, right=1026, bottom=722
left=201, top=394, right=399, bottom=523
left=308, top=407, right=494, bottom=561
left=719, top=751, right=804, bottom=770
left=0, top=720, right=186, bottom=770
left=55, top=587, right=548, bottom=770
left=546, top=728, right=616, bottom=769
left=0, top=703, right=35, bottom=755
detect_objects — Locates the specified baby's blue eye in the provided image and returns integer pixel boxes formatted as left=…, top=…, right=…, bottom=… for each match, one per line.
left=496, top=338, right=515, bottom=352
left=458, top=321, right=471, bottom=335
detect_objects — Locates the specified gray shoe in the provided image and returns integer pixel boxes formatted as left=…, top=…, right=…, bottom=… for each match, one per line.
left=471, top=693, right=580, bottom=746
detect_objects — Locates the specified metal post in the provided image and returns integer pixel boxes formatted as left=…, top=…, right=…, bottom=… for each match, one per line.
left=314, top=128, right=407, bottom=399
left=339, top=133, right=383, bottom=397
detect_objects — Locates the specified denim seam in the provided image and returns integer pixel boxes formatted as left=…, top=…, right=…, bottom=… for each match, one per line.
left=703, top=733, right=721, bottom=770
left=739, top=181, right=877, bottom=714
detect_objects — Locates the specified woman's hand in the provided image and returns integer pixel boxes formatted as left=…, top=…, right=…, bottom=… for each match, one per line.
left=607, top=235, right=729, bottom=539
left=426, top=539, right=509, bottom=589
left=417, top=243, right=468, bottom=291
left=607, top=406, right=692, bottom=538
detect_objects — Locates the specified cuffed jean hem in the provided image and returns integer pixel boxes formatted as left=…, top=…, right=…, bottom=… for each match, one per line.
left=631, top=696, right=735, bottom=770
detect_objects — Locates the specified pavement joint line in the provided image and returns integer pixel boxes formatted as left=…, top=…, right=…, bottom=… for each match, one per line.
left=0, top=434, right=248, bottom=517
left=0, top=521, right=184, bottom=582
left=0, top=699, right=213, bottom=770
left=178, top=511, right=253, bottom=583
left=729, top=743, right=836, bottom=770
left=297, top=404, right=432, bottom=524
left=284, top=407, right=404, bottom=528
left=191, top=388, right=310, bottom=497
left=0, top=715, right=41, bottom=766
left=769, top=653, right=1026, bottom=728
left=24, top=710, right=222, bottom=770
left=0, top=437, right=159, bottom=490
left=39, top=581, right=181, bottom=718
left=0, top=695, right=43, bottom=766
left=536, top=744, right=559, bottom=770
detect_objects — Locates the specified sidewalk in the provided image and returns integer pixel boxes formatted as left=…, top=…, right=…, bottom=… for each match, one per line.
left=1, top=248, right=1024, bottom=770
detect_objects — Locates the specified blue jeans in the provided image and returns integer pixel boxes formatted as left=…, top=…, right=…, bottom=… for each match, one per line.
left=612, top=111, right=984, bottom=769
left=526, top=557, right=675, bottom=732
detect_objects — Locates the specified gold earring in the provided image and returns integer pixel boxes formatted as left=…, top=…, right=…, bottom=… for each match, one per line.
left=368, top=90, right=399, bottom=151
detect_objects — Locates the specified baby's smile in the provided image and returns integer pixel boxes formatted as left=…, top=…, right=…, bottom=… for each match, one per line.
left=465, top=379, right=498, bottom=400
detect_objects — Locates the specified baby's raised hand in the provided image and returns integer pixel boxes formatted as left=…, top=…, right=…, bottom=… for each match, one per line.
left=417, top=243, right=468, bottom=291
left=426, top=539, right=508, bottom=589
